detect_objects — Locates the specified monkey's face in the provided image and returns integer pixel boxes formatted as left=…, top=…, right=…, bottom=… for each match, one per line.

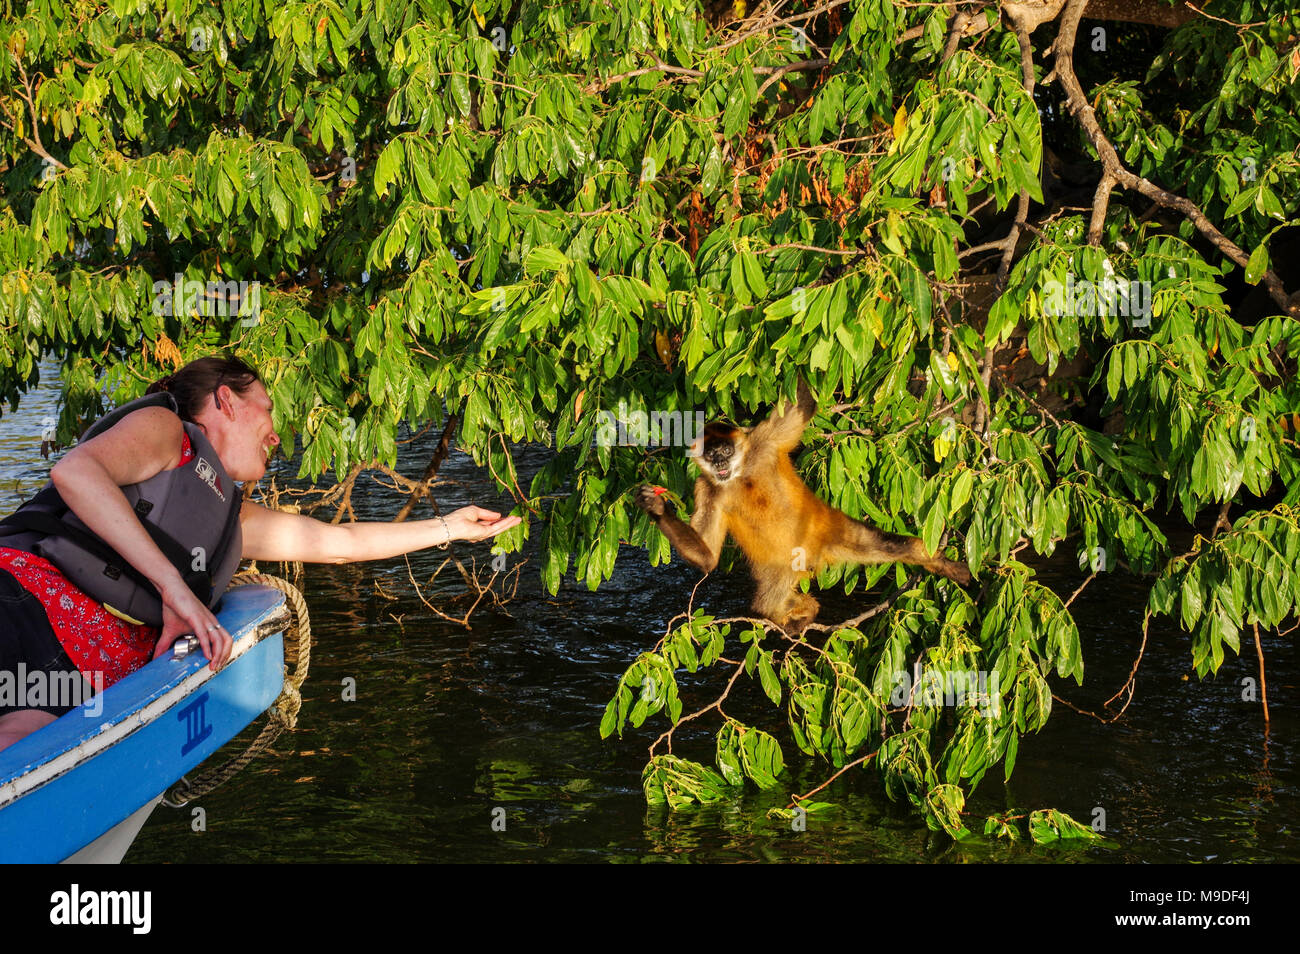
left=689, top=424, right=746, bottom=483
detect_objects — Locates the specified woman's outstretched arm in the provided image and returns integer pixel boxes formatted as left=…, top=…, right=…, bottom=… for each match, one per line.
left=238, top=501, right=522, bottom=564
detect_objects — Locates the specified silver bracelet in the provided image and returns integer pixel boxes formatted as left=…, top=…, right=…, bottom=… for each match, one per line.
left=436, top=513, right=452, bottom=548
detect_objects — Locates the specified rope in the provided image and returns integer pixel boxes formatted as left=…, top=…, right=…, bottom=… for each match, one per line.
left=162, top=571, right=311, bottom=807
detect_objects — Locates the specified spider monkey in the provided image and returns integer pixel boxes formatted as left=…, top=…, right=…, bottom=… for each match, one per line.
left=636, top=380, right=973, bottom=633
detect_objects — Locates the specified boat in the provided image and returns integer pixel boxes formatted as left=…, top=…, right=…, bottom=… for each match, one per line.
left=0, top=583, right=291, bottom=863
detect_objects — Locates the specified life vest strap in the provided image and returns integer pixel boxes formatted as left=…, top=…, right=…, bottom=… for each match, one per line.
left=0, top=508, right=213, bottom=606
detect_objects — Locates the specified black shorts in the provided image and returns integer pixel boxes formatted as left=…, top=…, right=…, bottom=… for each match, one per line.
left=0, top=566, right=90, bottom=718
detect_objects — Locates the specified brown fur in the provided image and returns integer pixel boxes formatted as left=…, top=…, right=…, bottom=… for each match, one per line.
left=637, top=380, right=972, bottom=632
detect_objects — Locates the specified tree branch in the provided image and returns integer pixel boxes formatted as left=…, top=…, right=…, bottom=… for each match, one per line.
left=1087, top=172, right=1117, bottom=245
left=0, top=58, right=69, bottom=172
left=1053, top=0, right=1298, bottom=316
left=755, top=58, right=831, bottom=99
left=394, top=414, right=459, bottom=522
left=973, top=24, right=1037, bottom=438
left=1253, top=622, right=1270, bottom=725
left=707, top=0, right=856, bottom=54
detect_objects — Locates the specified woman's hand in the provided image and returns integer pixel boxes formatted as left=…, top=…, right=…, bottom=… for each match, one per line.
left=443, top=506, right=522, bottom=543
left=151, top=578, right=232, bottom=671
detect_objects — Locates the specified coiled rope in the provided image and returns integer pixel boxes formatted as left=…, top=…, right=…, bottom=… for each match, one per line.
left=162, top=571, right=311, bottom=807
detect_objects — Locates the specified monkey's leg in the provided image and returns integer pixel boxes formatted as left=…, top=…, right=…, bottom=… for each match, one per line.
left=751, top=565, right=820, bottom=633
left=832, top=520, right=973, bottom=585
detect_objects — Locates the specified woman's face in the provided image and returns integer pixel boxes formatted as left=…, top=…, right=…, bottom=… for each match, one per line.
left=209, top=380, right=280, bottom=482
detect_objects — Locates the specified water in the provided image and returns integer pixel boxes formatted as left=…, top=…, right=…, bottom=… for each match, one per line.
left=2, top=363, right=1297, bottom=862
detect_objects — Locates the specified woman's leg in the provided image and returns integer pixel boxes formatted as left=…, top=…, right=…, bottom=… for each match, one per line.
left=0, top=566, right=90, bottom=751
left=0, top=709, right=58, bottom=752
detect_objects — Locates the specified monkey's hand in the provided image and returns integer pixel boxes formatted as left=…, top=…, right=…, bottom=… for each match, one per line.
left=635, top=485, right=669, bottom=519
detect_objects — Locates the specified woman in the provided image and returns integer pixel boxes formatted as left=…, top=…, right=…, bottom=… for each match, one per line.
left=0, top=355, right=521, bottom=750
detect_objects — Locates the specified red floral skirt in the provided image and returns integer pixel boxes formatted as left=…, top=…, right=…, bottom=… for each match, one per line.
left=0, top=547, right=159, bottom=687
left=0, top=432, right=195, bottom=687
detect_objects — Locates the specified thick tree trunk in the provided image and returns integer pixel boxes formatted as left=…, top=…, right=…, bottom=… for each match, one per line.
left=1082, top=0, right=1197, bottom=29
left=1002, top=0, right=1197, bottom=33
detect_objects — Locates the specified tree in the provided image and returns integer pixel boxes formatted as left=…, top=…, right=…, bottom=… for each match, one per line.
left=2, top=0, right=1297, bottom=840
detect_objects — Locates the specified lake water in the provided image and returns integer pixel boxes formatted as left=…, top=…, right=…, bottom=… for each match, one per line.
left=2, top=360, right=1296, bottom=862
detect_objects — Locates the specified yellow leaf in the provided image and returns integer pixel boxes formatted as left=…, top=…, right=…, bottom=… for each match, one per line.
left=863, top=302, right=883, bottom=339
left=154, top=333, right=183, bottom=369
left=946, top=351, right=959, bottom=371
left=655, top=331, right=673, bottom=370
left=471, top=2, right=486, bottom=29
left=892, top=104, right=908, bottom=141
left=933, top=433, right=953, bottom=462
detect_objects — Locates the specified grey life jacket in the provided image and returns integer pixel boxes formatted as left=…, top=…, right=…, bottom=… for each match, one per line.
left=0, top=391, right=243, bottom=627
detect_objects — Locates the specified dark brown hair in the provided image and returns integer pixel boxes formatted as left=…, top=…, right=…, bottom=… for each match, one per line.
left=145, top=355, right=262, bottom=422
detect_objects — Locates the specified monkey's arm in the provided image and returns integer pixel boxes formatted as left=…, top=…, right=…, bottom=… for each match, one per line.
left=635, top=480, right=727, bottom=573
left=749, top=378, right=816, bottom=453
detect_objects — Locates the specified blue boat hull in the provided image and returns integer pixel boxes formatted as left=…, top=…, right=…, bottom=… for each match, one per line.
left=0, top=585, right=288, bottom=863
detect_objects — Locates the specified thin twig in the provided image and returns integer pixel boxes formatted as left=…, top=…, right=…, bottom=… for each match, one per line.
left=0, top=59, right=69, bottom=172
left=1253, top=622, right=1270, bottom=725
left=1103, top=607, right=1150, bottom=711
left=649, top=659, right=746, bottom=756
left=1184, top=1, right=1267, bottom=28
left=708, top=0, right=855, bottom=55
left=755, top=58, right=831, bottom=100
left=395, top=415, right=458, bottom=522
left=785, top=752, right=876, bottom=809
left=1062, top=571, right=1096, bottom=610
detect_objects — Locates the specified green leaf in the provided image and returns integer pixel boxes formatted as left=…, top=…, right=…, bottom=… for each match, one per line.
left=740, top=250, right=767, bottom=300
left=758, top=653, right=782, bottom=705
left=449, top=73, right=472, bottom=118
left=599, top=697, right=619, bottom=738
left=949, top=468, right=974, bottom=515
left=1245, top=243, right=1269, bottom=285
left=730, top=251, right=752, bottom=306
left=525, top=246, right=570, bottom=273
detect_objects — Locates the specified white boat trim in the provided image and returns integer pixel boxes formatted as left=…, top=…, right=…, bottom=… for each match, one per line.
left=0, top=624, right=272, bottom=809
